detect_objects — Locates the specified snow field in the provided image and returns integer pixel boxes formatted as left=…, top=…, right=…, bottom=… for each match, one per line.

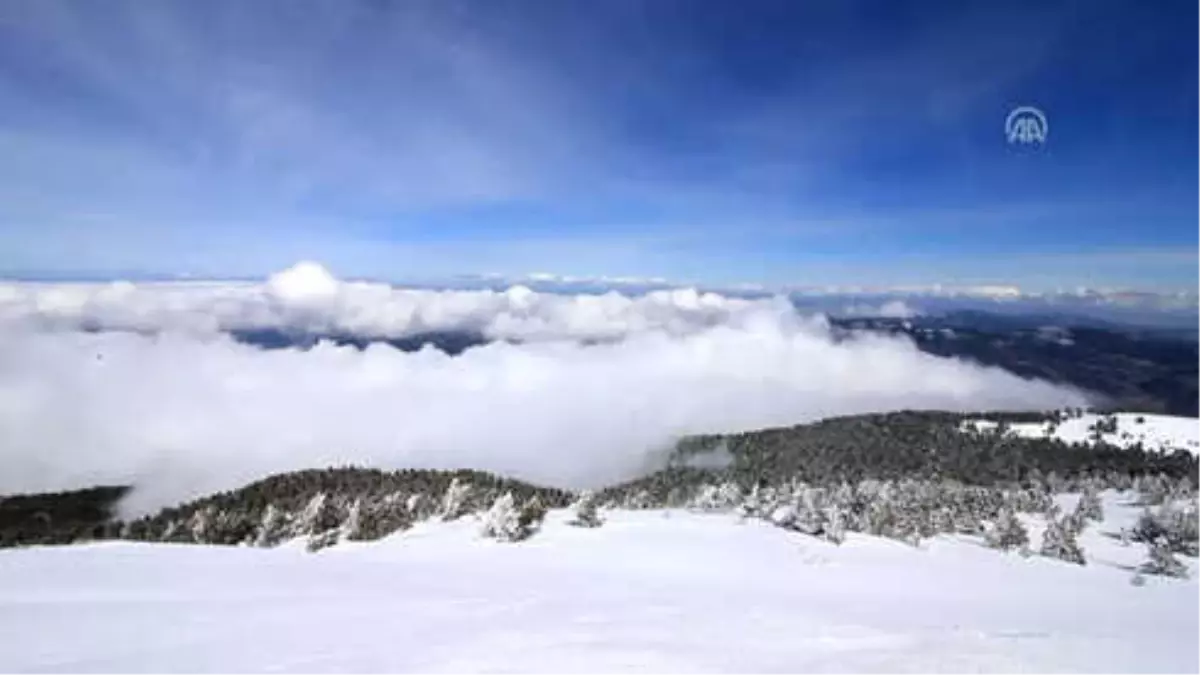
left=0, top=492, right=1194, bottom=673
left=963, top=412, right=1199, bottom=454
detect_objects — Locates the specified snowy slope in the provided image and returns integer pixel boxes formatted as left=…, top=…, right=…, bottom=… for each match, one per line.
left=965, top=412, right=1199, bottom=454
left=0, top=493, right=1194, bottom=673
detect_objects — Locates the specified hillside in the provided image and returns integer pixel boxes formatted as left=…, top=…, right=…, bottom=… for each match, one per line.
left=0, top=410, right=1196, bottom=672
left=0, top=491, right=1194, bottom=673
left=2, top=410, right=1196, bottom=551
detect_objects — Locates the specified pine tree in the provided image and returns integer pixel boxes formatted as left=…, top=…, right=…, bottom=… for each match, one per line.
left=951, top=506, right=984, bottom=536
left=1157, top=501, right=1199, bottom=557
left=297, top=492, right=341, bottom=539
left=161, top=519, right=181, bottom=542
left=1074, top=489, right=1103, bottom=523
left=568, top=491, right=603, bottom=528
left=440, top=478, right=472, bottom=521
left=824, top=504, right=847, bottom=545
left=1039, top=516, right=1086, bottom=565
left=1140, top=537, right=1188, bottom=579
left=829, top=482, right=861, bottom=532
left=625, top=490, right=653, bottom=510
left=737, top=484, right=765, bottom=519
left=481, top=492, right=521, bottom=541
left=341, top=499, right=363, bottom=541
left=866, top=496, right=897, bottom=538
left=254, top=504, right=287, bottom=548
left=794, top=487, right=827, bottom=536
left=985, top=508, right=1029, bottom=552
left=518, top=496, right=548, bottom=537
left=306, top=528, right=340, bottom=553
left=363, top=497, right=412, bottom=541
left=1137, top=475, right=1169, bottom=506
left=481, top=492, right=542, bottom=542
left=189, top=506, right=215, bottom=543
left=1064, top=506, right=1088, bottom=536
left=689, top=484, right=723, bottom=512
left=1170, top=478, right=1198, bottom=501
left=688, top=481, right=741, bottom=512
left=1131, top=507, right=1164, bottom=543
left=405, top=493, right=428, bottom=521
left=930, top=506, right=953, bottom=535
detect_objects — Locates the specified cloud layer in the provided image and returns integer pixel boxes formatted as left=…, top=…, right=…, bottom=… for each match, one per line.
left=0, top=262, right=788, bottom=342
left=0, top=264, right=1089, bottom=514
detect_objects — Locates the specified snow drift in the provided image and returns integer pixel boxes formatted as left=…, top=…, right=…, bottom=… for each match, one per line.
left=0, top=263, right=1088, bottom=513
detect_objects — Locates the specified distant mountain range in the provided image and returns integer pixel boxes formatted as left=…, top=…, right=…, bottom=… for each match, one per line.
left=230, top=307, right=1198, bottom=418
left=831, top=311, right=1197, bottom=416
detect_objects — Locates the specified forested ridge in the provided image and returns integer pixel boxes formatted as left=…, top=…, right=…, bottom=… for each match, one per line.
left=2, top=409, right=1195, bottom=573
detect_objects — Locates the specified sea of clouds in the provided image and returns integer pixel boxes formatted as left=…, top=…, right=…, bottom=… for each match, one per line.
left=0, top=263, right=1089, bottom=514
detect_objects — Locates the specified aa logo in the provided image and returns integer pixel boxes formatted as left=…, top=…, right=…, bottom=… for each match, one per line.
left=1005, top=106, right=1048, bottom=146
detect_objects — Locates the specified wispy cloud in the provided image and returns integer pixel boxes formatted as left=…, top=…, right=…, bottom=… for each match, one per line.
left=0, top=1, right=1193, bottom=289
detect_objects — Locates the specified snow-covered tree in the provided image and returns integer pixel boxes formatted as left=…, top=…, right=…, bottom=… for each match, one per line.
left=189, top=506, right=215, bottom=543
left=1129, top=503, right=1197, bottom=556
left=481, top=492, right=521, bottom=541
left=341, top=499, right=363, bottom=541
left=294, top=492, right=346, bottom=552
left=1074, top=488, right=1103, bottom=523
left=1064, top=506, right=1089, bottom=536
left=297, top=492, right=340, bottom=536
left=481, top=492, right=543, bottom=542
left=866, top=496, right=898, bottom=539
left=518, top=496, right=548, bottom=536
left=254, top=504, right=287, bottom=548
left=985, top=508, right=1029, bottom=552
left=1135, top=475, right=1169, bottom=506
left=1131, top=507, right=1163, bottom=543
left=689, top=484, right=722, bottom=512
left=824, top=504, right=847, bottom=545
left=405, top=493, right=426, bottom=519
left=1140, top=538, right=1188, bottom=579
left=830, top=482, right=863, bottom=532
left=440, top=478, right=473, bottom=521
left=160, top=519, right=181, bottom=542
left=568, top=491, right=603, bottom=528
left=306, top=529, right=340, bottom=553
left=625, top=489, right=653, bottom=510
left=665, top=487, right=690, bottom=508
left=950, top=507, right=983, bottom=536
left=1166, top=501, right=1199, bottom=556
left=737, top=484, right=766, bottom=519
left=1040, top=516, right=1086, bottom=565
left=1042, top=500, right=1062, bottom=520
left=715, top=481, right=743, bottom=510
left=793, top=486, right=828, bottom=536
left=930, top=505, right=953, bottom=534
left=1012, top=480, right=1051, bottom=511
left=1169, top=479, right=1199, bottom=502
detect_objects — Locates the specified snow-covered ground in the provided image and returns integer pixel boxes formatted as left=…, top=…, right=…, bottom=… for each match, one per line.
left=0, top=493, right=1194, bottom=673
left=964, top=412, right=1199, bottom=454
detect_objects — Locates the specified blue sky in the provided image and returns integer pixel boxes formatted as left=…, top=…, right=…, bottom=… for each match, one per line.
left=0, top=0, right=1195, bottom=290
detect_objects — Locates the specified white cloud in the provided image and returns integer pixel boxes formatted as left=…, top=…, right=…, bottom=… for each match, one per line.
left=0, top=264, right=1089, bottom=515
left=0, top=263, right=782, bottom=342
left=841, top=300, right=920, bottom=319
